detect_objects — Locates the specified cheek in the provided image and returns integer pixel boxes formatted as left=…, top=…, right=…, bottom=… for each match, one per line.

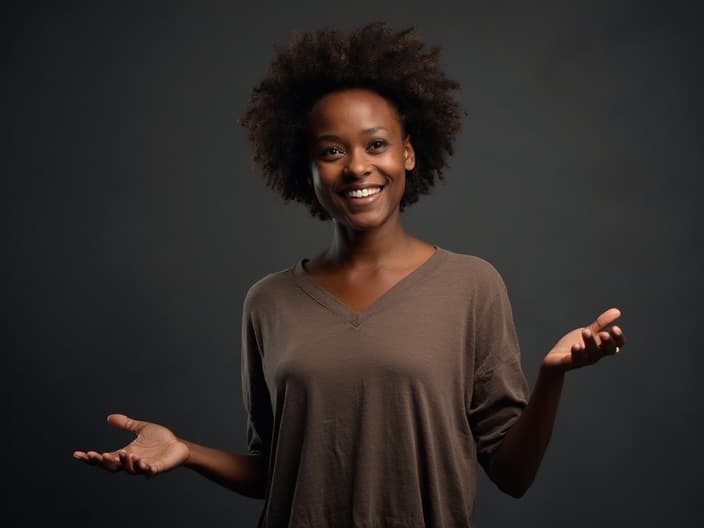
left=310, top=164, right=338, bottom=205
left=396, top=173, right=407, bottom=198
left=378, top=152, right=408, bottom=186
left=311, top=163, right=332, bottom=188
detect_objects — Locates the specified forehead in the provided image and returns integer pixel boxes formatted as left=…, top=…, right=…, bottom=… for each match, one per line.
left=308, top=88, right=402, bottom=135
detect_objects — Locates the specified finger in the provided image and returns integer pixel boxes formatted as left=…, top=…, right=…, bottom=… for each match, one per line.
left=571, top=342, right=590, bottom=367
left=107, top=414, right=147, bottom=435
left=135, top=457, right=156, bottom=477
left=573, top=329, right=601, bottom=366
left=610, top=326, right=625, bottom=349
left=588, top=308, right=621, bottom=334
left=598, top=331, right=618, bottom=356
left=131, top=455, right=147, bottom=476
left=101, top=452, right=122, bottom=471
left=73, top=451, right=88, bottom=461
left=571, top=343, right=596, bottom=368
left=74, top=451, right=99, bottom=465
left=119, top=451, right=136, bottom=474
left=141, top=462, right=157, bottom=480
left=582, top=328, right=600, bottom=353
left=86, top=451, right=103, bottom=465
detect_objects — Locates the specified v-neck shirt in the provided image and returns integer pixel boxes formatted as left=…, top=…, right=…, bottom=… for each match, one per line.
left=294, top=246, right=443, bottom=328
left=241, top=247, right=529, bottom=527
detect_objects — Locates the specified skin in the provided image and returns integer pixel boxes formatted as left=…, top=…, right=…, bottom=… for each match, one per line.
left=74, top=88, right=626, bottom=500
left=304, top=88, right=436, bottom=312
left=73, top=414, right=267, bottom=498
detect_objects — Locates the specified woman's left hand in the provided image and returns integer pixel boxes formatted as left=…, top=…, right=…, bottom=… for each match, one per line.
left=543, top=308, right=626, bottom=373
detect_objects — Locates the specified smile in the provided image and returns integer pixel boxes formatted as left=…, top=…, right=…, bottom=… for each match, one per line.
left=343, top=186, right=383, bottom=199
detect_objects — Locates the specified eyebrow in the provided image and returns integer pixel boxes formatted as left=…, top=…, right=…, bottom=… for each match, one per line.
left=314, top=127, right=389, bottom=143
left=361, top=126, right=388, bottom=135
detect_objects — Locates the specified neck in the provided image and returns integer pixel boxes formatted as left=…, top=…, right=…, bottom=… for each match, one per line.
left=325, top=215, right=414, bottom=268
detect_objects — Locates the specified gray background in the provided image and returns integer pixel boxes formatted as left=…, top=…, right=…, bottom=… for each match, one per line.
left=4, top=0, right=702, bottom=526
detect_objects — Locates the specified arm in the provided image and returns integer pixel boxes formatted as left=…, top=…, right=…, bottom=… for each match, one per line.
left=487, top=308, right=625, bottom=498
left=182, top=441, right=267, bottom=499
left=73, top=414, right=267, bottom=499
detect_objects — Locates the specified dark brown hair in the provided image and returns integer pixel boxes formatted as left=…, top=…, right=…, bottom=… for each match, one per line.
left=240, top=22, right=462, bottom=220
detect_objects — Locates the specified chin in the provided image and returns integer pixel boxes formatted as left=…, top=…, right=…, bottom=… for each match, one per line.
left=335, top=209, right=398, bottom=231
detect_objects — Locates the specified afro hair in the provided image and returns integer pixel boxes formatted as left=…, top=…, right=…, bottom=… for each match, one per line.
left=240, top=22, right=462, bottom=220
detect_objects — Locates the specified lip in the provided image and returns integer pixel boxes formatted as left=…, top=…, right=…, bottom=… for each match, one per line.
left=337, top=183, right=386, bottom=195
left=338, top=184, right=385, bottom=206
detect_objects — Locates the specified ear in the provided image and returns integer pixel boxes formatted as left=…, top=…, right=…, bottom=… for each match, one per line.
left=403, top=136, right=416, bottom=171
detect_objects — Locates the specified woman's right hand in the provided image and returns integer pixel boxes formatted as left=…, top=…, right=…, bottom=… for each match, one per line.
left=73, top=414, right=189, bottom=477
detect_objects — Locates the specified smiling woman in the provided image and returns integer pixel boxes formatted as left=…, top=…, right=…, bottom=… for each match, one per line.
left=240, top=22, right=462, bottom=221
left=73, top=22, right=626, bottom=528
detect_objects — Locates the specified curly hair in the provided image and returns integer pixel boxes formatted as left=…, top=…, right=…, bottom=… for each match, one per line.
left=240, top=22, right=463, bottom=220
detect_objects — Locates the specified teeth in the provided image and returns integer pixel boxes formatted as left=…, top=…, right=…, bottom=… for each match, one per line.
left=346, top=187, right=381, bottom=198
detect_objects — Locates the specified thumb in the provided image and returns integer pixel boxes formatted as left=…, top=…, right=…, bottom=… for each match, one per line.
left=107, top=413, right=147, bottom=434
left=587, top=307, right=622, bottom=333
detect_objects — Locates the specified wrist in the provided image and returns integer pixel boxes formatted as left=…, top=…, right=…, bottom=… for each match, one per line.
left=538, top=360, right=567, bottom=383
left=179, top=438, right=196, bottom=468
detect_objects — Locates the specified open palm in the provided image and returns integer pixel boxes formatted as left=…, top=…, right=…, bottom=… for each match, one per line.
left=73, top=414, right=189, bottom=477
left=543, top=308, right=625, bottom=372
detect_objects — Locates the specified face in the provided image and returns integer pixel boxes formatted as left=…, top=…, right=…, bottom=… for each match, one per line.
left=308, top=88, right=415, bottom=231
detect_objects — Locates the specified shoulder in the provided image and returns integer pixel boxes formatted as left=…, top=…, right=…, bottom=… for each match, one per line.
left=436, top=247, right=508, bottom=294
left=242, top=265, right=297, bottom=312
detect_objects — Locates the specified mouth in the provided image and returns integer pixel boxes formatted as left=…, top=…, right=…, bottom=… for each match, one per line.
left=339, top=185, right=384, bottom=200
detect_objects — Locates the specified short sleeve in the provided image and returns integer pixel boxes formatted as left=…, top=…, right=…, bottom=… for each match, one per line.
left=241, top=299, right=273, bottom=462
left=467, top=268, right=529, bottom=474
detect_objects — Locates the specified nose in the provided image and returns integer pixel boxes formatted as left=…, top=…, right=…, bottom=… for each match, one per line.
left=343, top=147, right=371, bottom=178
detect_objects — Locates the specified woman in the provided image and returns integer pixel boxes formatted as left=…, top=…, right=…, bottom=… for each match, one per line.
left=74, top=23, right=625, bottom=527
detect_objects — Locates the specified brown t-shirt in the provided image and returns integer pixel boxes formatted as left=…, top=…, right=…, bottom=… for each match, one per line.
left=241, top=247, right=529, bottom=527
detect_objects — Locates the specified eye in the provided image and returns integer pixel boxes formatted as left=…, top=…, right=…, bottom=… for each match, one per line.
left=319, top=146, right=345, bottom=159
left=368, top=139, right=388, bottom=152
